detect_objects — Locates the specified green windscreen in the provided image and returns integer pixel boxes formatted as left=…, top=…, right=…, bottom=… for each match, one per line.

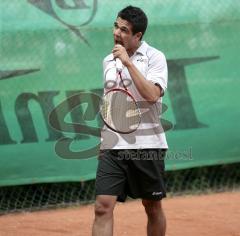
left=0, top=0, right=239, bottom=186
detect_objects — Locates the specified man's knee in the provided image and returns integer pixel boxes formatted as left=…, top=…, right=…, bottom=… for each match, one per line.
left=142, top=200, right=163, bottom=218
left=94, top=195, right=117, bottom=218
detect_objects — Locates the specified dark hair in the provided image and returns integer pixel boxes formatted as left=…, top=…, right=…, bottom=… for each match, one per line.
left=117, top=5, right=148, bottom=39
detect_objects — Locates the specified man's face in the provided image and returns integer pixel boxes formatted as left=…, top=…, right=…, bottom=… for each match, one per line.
left=113, top=17, right=140, bottom=52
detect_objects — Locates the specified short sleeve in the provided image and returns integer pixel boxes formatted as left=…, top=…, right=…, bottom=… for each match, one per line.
left=146, top=51, right=168, bottom=92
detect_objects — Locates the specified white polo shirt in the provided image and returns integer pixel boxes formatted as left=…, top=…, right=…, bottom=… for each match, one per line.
left=100, top=41, right=168, bottom=150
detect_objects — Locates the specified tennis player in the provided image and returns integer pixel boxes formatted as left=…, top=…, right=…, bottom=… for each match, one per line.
left=92, top=5, right=168, bottom=236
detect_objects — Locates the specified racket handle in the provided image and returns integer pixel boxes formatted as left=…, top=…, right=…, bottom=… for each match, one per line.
left=115, top=58, right=123, bottom=72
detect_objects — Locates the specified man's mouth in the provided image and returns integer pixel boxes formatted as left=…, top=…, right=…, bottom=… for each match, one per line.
left=114, top=39, right=123, bottom=45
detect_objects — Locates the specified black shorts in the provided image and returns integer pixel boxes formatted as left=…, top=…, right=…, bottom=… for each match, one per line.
left=95, top=149, right=167, bottom=202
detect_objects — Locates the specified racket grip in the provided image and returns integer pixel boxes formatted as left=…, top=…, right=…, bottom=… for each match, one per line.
left=115, top=58, right=123, bottom=72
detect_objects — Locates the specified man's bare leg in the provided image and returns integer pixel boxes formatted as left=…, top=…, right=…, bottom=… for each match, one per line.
left=92, top=195, right=117, bottom=236
left=142, top=199, right=166, bottom=236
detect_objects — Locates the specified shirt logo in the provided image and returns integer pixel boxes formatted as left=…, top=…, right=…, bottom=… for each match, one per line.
left=152, top=191, right=163, bottom=196
left=136, top=57, right=148, bottom=63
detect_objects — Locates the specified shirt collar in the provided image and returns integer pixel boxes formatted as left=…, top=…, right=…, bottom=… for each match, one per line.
left=135, top=41, right=148, bottom=56
left=105, top=41, right=148, bottom=61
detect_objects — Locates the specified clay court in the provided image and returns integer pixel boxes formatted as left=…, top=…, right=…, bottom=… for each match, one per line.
left=0, top=191, right=239, bottom=236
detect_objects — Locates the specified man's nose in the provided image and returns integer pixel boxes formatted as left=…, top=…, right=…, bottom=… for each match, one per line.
left=113, top=28, right=120, bottom=37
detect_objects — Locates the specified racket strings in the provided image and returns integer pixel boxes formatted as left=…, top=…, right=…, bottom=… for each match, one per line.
left=101, top=90, right=141, bottom=133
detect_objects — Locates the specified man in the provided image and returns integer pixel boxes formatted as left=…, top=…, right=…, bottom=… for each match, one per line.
left=92, top=5, right=168, bottom=236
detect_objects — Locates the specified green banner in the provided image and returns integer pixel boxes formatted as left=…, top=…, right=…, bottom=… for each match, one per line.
left=0, top=0, right=240, bottom=186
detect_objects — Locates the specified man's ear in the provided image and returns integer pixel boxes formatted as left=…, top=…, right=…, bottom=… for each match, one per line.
left=135, top=32, right=142, bottom=40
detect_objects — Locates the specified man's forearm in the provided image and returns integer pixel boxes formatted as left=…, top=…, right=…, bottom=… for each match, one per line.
left=126, top=61, right=162, bottom=103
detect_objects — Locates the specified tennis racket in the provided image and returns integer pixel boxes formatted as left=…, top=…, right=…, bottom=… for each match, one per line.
left=100, top=58, right=141, bottom=134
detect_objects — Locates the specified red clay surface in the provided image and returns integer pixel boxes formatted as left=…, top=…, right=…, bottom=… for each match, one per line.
left=0, top=192, right=240, bottom=236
